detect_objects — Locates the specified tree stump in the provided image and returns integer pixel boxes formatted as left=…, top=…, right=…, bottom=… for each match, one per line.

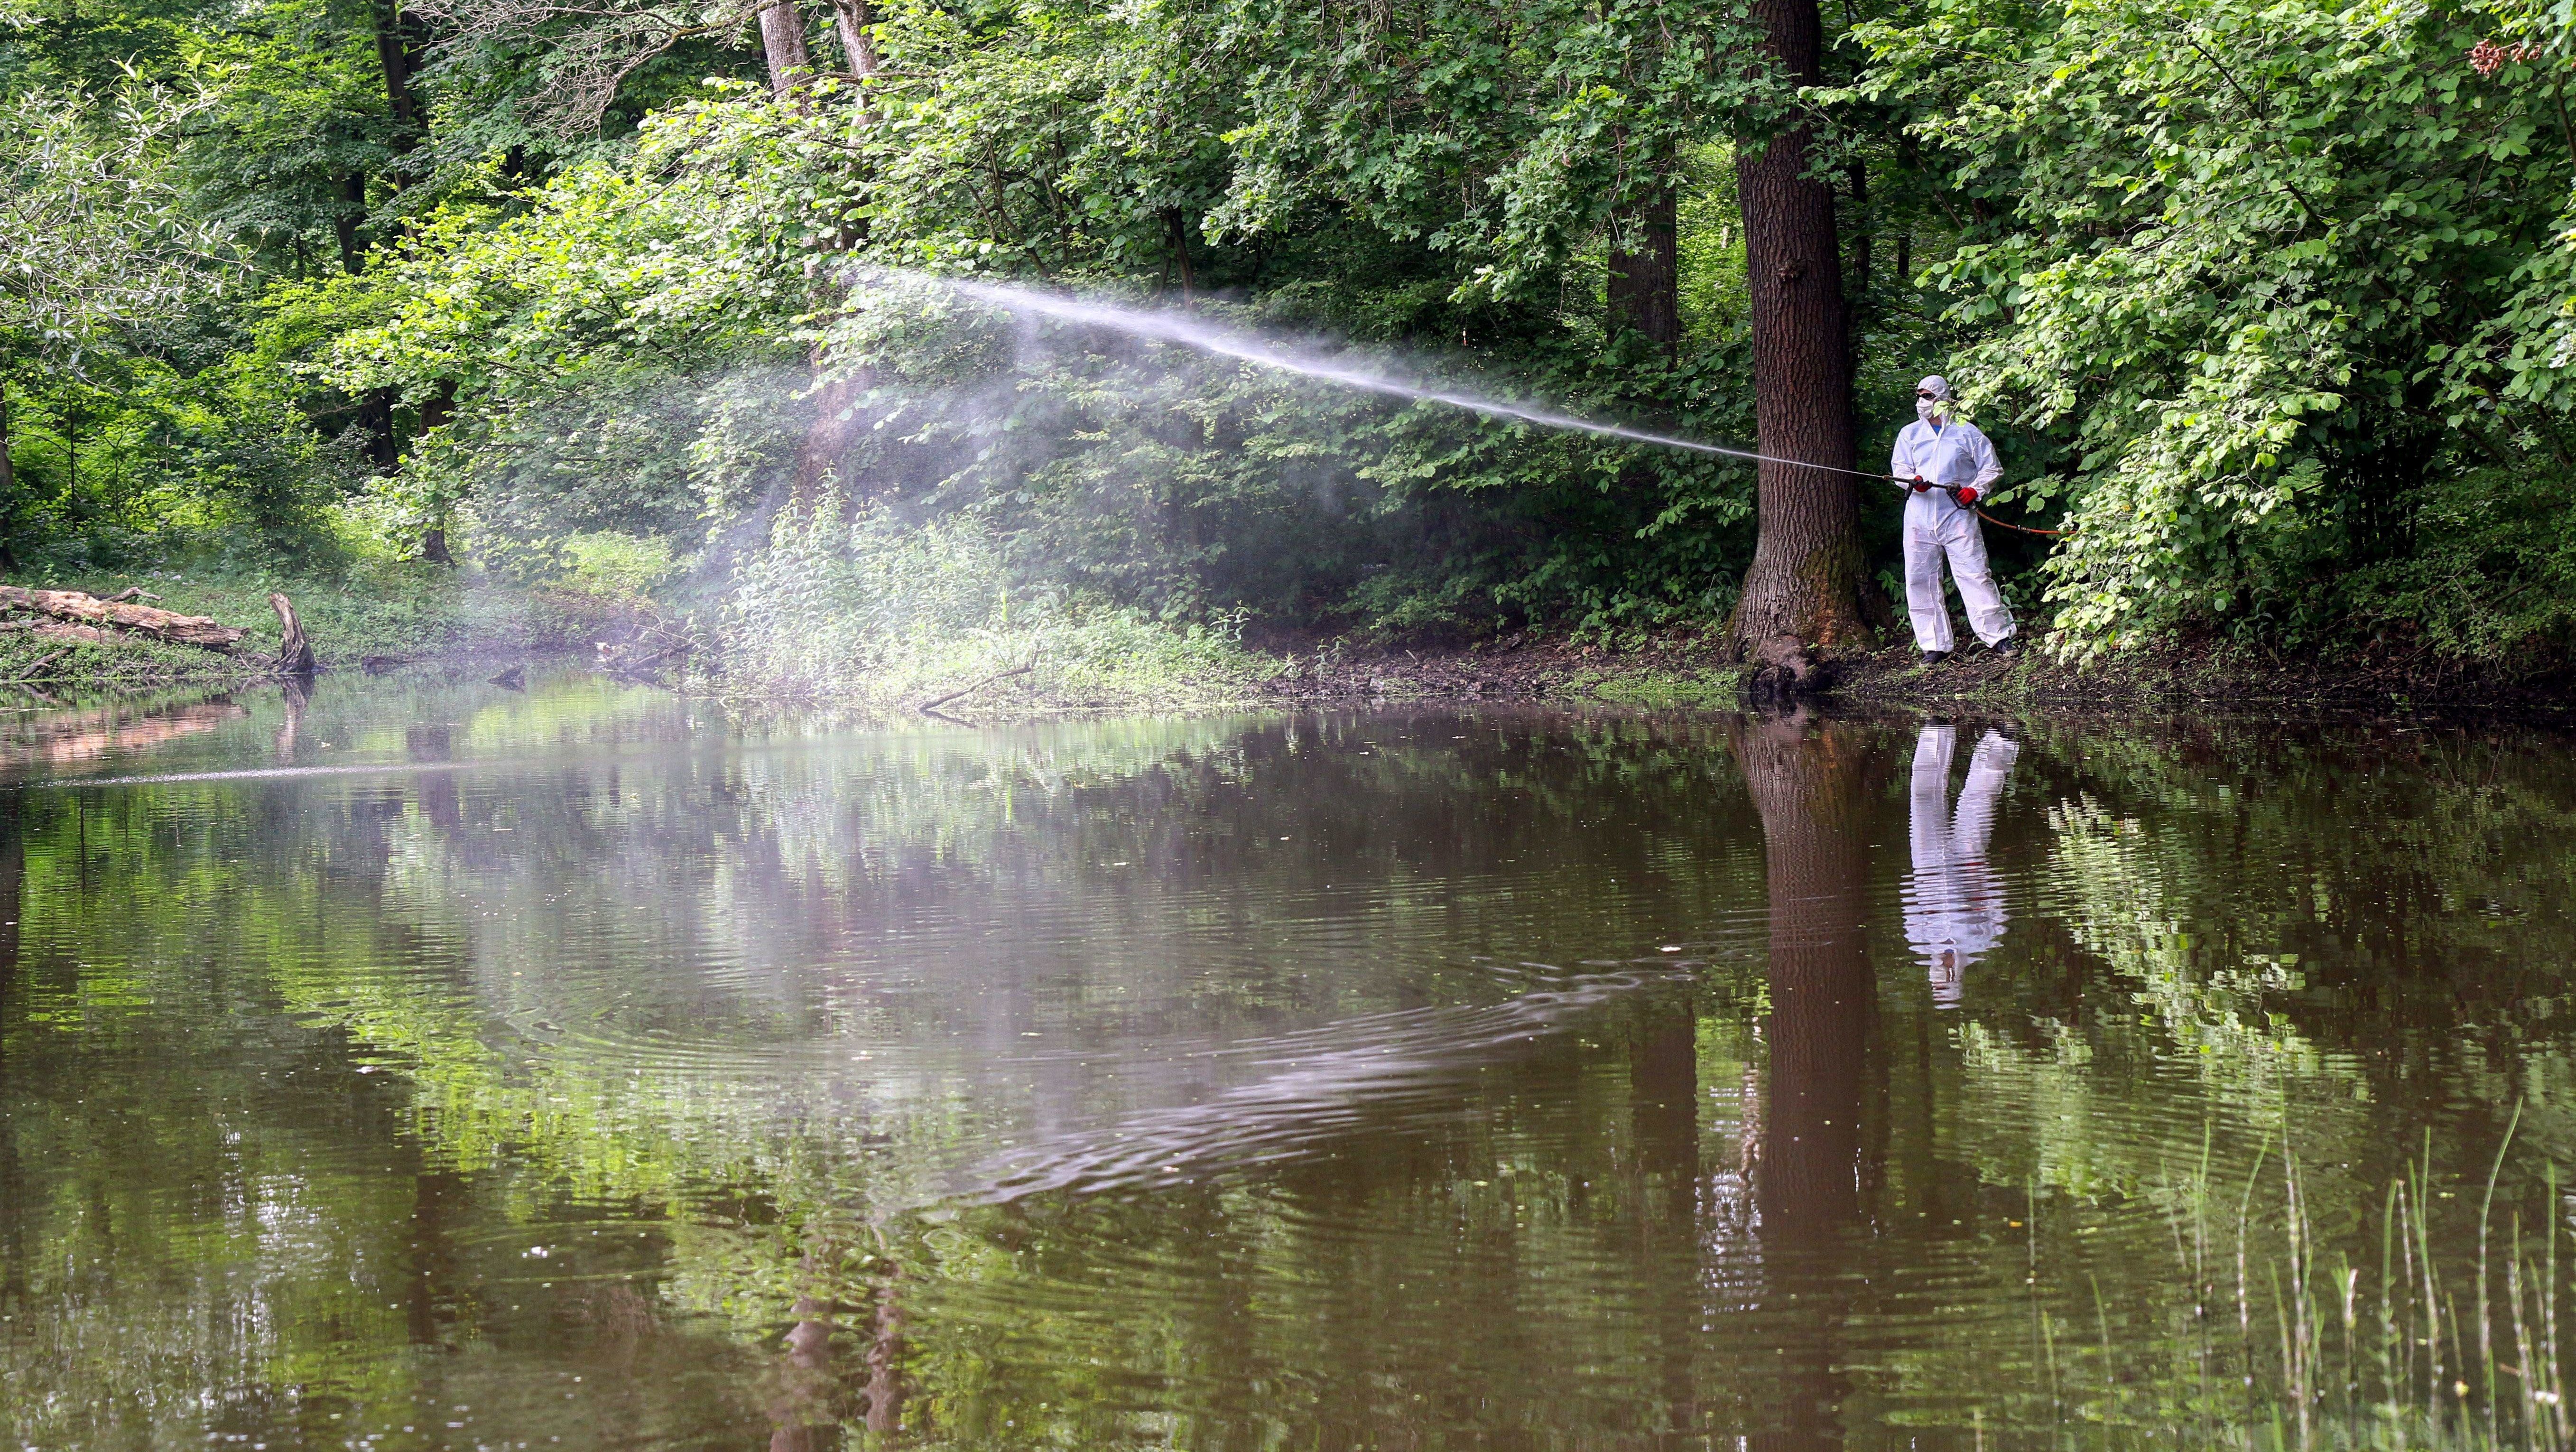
left=270, top=592, right=317, bottom=676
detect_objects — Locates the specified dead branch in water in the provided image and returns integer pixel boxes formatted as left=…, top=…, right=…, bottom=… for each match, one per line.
left=916, top=661, right=1035, bottom=716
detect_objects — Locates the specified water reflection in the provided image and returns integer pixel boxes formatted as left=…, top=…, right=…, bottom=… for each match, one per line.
left=6, top=677, right=2576, bottom=1450
left=1902, top=724, right=2018, bottom=1006
left=1738, top=711, right=1879, bottom=1451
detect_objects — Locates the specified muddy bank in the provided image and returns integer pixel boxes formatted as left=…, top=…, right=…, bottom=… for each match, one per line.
left=1241, top=631, right=1745, bottom=709
left=1243, top=628, right=2576, bottom=717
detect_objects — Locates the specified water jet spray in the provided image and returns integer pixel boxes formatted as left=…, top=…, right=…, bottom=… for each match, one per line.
left=906, top=273, right=1900, bottom=486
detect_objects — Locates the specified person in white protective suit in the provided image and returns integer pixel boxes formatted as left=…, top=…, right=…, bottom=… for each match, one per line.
left=1901, top=724, right=2018, bottom=1008
left=1890, top=376, right=2017, bottom=663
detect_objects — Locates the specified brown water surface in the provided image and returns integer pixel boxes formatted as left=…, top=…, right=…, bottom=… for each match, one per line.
left=2, top=675, right=2570, bottom=1449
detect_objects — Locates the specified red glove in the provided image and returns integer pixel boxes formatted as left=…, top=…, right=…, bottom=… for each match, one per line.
left=1954, top=485, right=1980, bottom=507
left=1909, top=475, right=1933, bottom=493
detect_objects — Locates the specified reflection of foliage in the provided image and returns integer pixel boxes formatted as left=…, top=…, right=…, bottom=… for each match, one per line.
left=21, top=702, right=2576, bottom=1448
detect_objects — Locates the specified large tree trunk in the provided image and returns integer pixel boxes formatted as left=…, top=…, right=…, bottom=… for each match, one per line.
left=1606, top=185, right=1681, bottom=361
left=758, top=0, right=814, bottom=95
left=1730, top=0, right=1871, bottom=693
left=1736, top=709, right=1878, bottom=1451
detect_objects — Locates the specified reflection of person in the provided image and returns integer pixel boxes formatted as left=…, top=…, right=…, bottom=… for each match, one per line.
left=1901, top=725, right=2017, bottom=1007
left=1890, top=376, right=2017, bottom=663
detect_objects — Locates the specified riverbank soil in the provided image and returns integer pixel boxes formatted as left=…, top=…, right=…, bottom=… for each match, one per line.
left=1830, top=634, right=2576, bottom=713
left=1246, top=628, right=1749, bottom=709
left=1252, top=627, right=2576, bottom=714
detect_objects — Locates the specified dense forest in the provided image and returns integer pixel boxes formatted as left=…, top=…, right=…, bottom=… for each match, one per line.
left=9, top=0, right=2576, bottom=679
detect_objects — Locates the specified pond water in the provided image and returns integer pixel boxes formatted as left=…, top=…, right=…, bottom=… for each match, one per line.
left=3, top=673, right=2573, bottom=1450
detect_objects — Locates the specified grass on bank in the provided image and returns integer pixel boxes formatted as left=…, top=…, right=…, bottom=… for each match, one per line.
left=0, top=558, right=639, bottom=685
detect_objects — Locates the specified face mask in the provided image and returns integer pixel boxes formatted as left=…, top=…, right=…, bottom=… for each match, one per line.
left=1916, top=396, right=1941, bottom=422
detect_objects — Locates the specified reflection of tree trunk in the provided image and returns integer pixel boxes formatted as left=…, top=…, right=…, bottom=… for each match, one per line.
left=863, top=1270, right=906, bottom=1436
left=403, top=1169, right=465, bottom=1348
left=1735, top=710, right=1877, bottom=1452
left=767, top=1294, right=839, bottom=1452
left=1630, top=998, right=1700, bottom=1439
left=274, top=676, right=309, bottom=759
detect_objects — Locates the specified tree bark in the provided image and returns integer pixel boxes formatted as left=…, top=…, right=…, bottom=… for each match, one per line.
left=270, top=592, right=318, bottom=676
left=828, top=0, right=876, bottom=82
left=1730, top=0, right=1872, bottom=689
left=787, top=0, right=877, bottom=511
left=369, top=0, right=426, bottom=144
left=1166, top=209, right=1198, bottom=301
left=758, top=0, right=814, bottom=95
left=416, top=381, right=456, bottom=563
left=334, top=171, right=368, bottom=276
left=0, top=380, right=17, bottom=570
left=1606, top=186, right=1681, bottom=361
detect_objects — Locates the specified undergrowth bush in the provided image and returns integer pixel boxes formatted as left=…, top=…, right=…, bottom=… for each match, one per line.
left=713, top=499, right=1282, bottom=706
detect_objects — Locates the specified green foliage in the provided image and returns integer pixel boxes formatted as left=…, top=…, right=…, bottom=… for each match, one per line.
left=1860, top=0, right=2576, bottom=659
left=27, top=0, right=2576, bottom=670
left=716, top=497, right=1284, bottom=704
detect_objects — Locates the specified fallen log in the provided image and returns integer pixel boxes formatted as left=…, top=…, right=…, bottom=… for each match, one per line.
left=0, top=585, right=243, bottom=652
left=0, top=621, right=110, bottom=643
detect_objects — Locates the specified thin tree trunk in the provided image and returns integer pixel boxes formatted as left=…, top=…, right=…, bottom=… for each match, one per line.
left=335, top=171, right=369, bottom=274
left=0, top=381, right=16, bottom=570
left=1606, top=185, right=1681, bottom=362
left=1844, top=158, right=1871, bottom=368
left=1166, top=209, right=1198, bottom=300
left=828, top=0, right=876, bottom=83
left=788, top=0, right=876, bottom=510
left=792, top=370, right=864, bottom=512
left=416, top=382, right=456, bottom=563
left=370, top=0, right=426, bottom=147
left=1730, top=0, right=1872, bottom=690
left=758, top=0, right=814, bottom=95
left=335, top=165, right=408, bottom=469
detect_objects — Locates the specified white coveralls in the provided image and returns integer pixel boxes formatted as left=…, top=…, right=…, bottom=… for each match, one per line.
left=1889, top=418, right=2015, bottom=652
left=1901, top=725, right=2018, bottom=1007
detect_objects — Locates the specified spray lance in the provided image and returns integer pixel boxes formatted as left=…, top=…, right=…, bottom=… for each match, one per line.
left=1667, top=447, right=2065, bottom=539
